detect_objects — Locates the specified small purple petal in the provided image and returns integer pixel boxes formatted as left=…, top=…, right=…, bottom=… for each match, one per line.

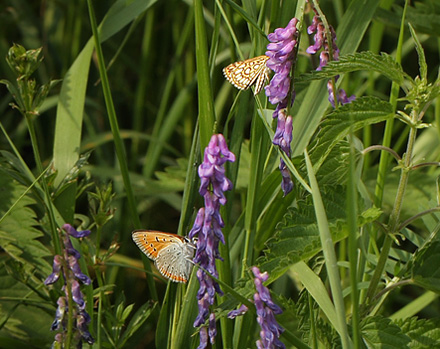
left=227, top=304, right=249, bottom=319
left=51, top=296, right=66, bottom=331
left=77, top=310, right=94, bottom=344
left=68, top=255, right=91, bottom=285
left=45, top=255, right=63, bottom=285
left=197, top=327, right=208, bottom=349
left=71, top=280, right=85, bottom=309
left=208, top=313, right=216, bottom=344
left=63, top=224, right=91, bottom=238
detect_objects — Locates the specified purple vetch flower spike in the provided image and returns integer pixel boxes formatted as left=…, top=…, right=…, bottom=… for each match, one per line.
left=307, top=13, right=355, bottom=107
left=252, top=266, right=285, bottom=349
left=265, top=18, right=298, bottom=106
left=191, top=134, right=235, bottom=349
left=265, top=18, right=299, bottom=196
left=45, top=224, right=94, bottom=347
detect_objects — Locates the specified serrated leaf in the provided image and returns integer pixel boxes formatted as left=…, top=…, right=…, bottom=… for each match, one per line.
left=408, top=24, right=427, bottom=81
left=394, top=317, right=440, bottom=348
left=0, top=169, right=51, bottom=277
left=258, top=185, right=378, bottom=281
left=296, top=52, right=409, bottom=85
left=310, top=96, right=393, bottom=171
left=411, top=240, right=440, bottom=293
left=361, top=316, right=411, bottom=348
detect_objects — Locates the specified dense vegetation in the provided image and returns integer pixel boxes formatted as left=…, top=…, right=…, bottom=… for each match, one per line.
left=1, top=0, right=440, bottom=348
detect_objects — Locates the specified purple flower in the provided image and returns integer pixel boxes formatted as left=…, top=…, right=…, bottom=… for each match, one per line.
left=265, top=18, right=298, bottom=105
left=226, top=267, right=285, bottom=348
left=307, top=13, right=355, bottom=107
left=45, top=224, right=94, bottom=347
left=63, top=223, right=91, bottom=238
left=227, top=304, right=249, bottom=319
left=51, top=296, right=67, bottom=331
left=252, top=267, right=285, bottom=349
left=265, top=18, right=299, bottom=196
left=45, top=255, right=63, bottom=285
left=68, top=255, right=91, bottom=285
left=190, top=134, right=235, bottom=348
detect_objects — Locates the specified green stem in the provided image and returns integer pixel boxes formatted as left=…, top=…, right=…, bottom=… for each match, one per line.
left=86, top=0, right=157, bottom=301
left=95, top=266, right=107, bottom=348
left=366, top=123, right=418, bottom=303
left=25, top=113, right=61, bottom=254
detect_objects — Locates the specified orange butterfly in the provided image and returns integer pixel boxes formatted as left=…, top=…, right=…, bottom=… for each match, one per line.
left=132, top=230, right=196, bottom=283
left=223, top=55, right=270, bottom=95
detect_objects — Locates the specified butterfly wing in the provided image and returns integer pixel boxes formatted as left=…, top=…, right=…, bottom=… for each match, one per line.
left=154, top=239, right=195, bottom=283
left=223, top=55, right=269, bottom=94
left=132, top=230, right=195, bottom=283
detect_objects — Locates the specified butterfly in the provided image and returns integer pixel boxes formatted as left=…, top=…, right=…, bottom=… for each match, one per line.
left=132, top=230, right=196, bottom=283
left=223, top=55, right=270, bottom=95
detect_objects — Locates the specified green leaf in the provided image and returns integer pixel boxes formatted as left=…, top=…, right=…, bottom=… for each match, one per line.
left=0, top=270, right=54, bottom=347
left=118, top=301, right=156, bottom=347
left=53, top=0, right=158, bottom=184
left=394, top=317, right=440, bottom=348
left=408, top=24, right=427, bottom=81
left=310, top=96, right=394, bottom=171
left=361, top=316, right=411, bottom=348
left=296, top=52, right=408, bottom=86
left=411, top=240, right=440, bottom=293
left=258, top=185, right=379, bottom=282
left=0, top=168, right=51, bottom=277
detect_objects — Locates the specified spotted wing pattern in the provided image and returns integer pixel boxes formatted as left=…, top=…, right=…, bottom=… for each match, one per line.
left=223, top=55, right=270, bottom=95
left=132, top=230, right=196, bottom=283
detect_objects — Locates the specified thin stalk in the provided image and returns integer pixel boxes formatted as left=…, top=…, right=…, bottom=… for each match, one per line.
left=86, top=0, right=157, bottom=301
left=95, top=271, right=105, bottom=348
left=366, top=123, right=418, bottom=303
left=304, top=149, right=351, bottom=349
left=25, top=114, right=61, bottom=254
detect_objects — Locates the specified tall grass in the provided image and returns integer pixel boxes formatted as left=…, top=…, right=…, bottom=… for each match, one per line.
left=1, top=0, right=440, bottom=348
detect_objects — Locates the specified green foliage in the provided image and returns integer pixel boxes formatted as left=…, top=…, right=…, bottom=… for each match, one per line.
left=1, top=0, right=440, bottom=348
left=360, top=316, right=411, bottom=348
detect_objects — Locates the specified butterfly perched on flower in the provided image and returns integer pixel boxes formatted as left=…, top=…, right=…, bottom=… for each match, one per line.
left=223, top=55, right=270, bottom=95
left=132, top=230, right=196, bottom=283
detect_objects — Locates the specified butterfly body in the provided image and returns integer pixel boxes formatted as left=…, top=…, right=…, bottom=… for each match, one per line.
left=132, top=230, right=196, bottom=283
left=223, top=55, right=270, bottom=95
